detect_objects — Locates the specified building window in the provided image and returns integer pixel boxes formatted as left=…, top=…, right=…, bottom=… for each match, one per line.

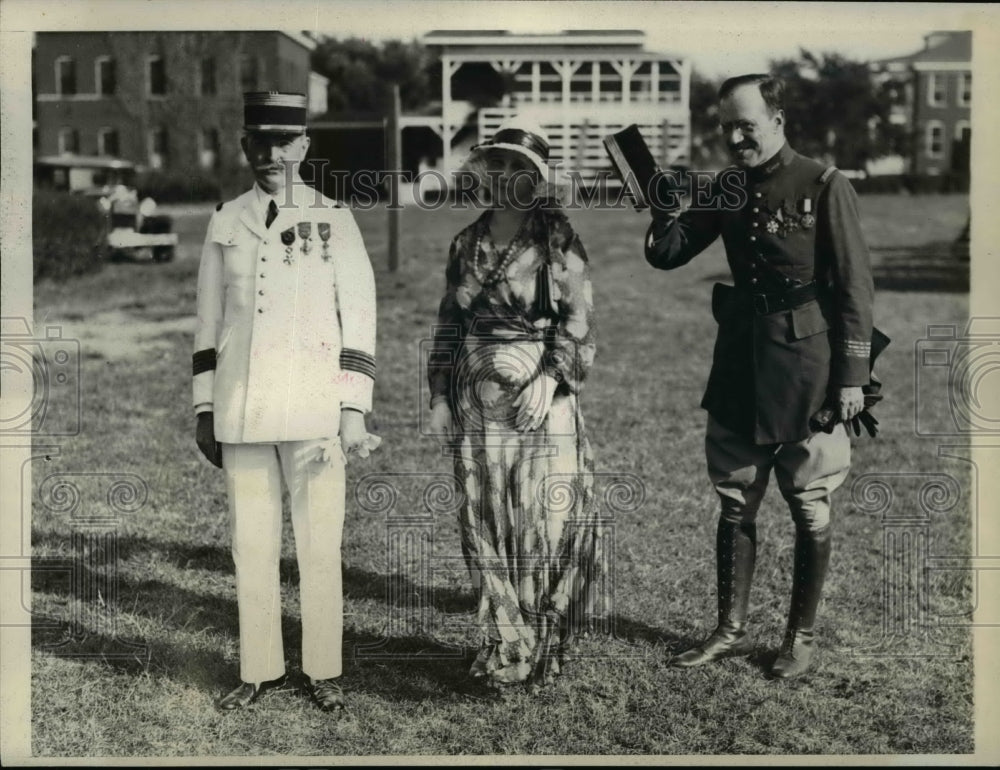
left=97, top=127, right=119, bottom=157
left=200, top=57, right=216, bottom=96
left=239, top=55, right=258, bottom=92
left=55, top=56, right=76, bottom=96
left=537, top=61, right=561, bottom=103
left=658, top=60, right=682, bottom=103
left=925, top=120, right=944, bottom=159
left=148, top=127, right=169, bottom=169
left=952, top=120, right=971, bottom=173
left=598, top=62, right=622, bottom=103
left=958, top=72, right=971, bottom=107
left=568, top=65, right=591, bottom=103
left=199, top=128, right=220, bottom=169
left=927, top=73, right=945, bottom=107
left=96, top=57, right=116, bottom=96
left=57, top=127, right=79, bottom=154
left=147, top=56, right=167, bottom=96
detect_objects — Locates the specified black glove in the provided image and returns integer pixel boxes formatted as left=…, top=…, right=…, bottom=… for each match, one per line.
left=810, top=328, right=890, bottom=439
left=855, top=410, right=880, bottom=437
left=196, top=411, right=223, bottom=468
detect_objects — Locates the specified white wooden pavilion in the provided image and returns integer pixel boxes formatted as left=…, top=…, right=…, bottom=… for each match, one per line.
left=413, top=30, right=691, bottom=186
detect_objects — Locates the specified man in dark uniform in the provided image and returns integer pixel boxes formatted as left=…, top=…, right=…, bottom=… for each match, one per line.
left=644, top=74, right=874, bottom=678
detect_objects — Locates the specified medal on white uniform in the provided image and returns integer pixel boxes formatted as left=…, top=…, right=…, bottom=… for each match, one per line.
left=318, top=222, right=331, bottom=261
left=298, top=222, right=312, bottom=255
left=281, top=227, right=295, bottom=264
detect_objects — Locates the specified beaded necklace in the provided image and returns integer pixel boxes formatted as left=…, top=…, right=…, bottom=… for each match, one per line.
left=471, top=210, right=533, bottom=287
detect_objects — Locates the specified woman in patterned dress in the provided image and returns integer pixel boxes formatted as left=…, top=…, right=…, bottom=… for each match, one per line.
left=427, top=117, right=606, bottom=690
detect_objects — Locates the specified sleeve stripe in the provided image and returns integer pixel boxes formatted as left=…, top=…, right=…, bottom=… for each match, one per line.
left=340, top=348, right=376, bottom=379
left=835, top=339, right=871, bottom=358
left=193, top=348, right=217, bottom=375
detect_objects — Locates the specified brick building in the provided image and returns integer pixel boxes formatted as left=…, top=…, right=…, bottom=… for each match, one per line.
left=870, top=31, right=971, bottom=176
left=33, top=31, right=327, bottom=177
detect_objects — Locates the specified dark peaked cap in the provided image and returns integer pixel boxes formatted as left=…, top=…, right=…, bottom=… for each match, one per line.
left=244, top=92, right=308, bottom=133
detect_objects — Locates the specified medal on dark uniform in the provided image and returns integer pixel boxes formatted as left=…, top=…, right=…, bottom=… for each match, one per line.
left=281, top=227, right=296, bottom=264
left=768, top=207, right=784, bottom=235
left=317, top=222, right=331, bottom=261
left=799, top=197, right=815, bottom=229
left=298, top=222, right=313, bottom=255
left=782, top=201, right=799, bottom=233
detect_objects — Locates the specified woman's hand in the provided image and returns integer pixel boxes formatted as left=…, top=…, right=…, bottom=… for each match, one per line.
left=429, top=401, right=453, bottom=439
left=513, top=374, right=559, bottom=432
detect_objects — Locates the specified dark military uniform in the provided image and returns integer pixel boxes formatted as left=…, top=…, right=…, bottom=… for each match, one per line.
left=646, top=141, right=873, bottom=444
left=645, top=141, right=875, bottom=677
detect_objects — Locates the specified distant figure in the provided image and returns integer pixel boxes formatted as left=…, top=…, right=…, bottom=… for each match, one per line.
left=644, top=75, right=876, bottom=678
left=192, top=91, right=379, bottom=712
left=427, top=117, right=605, bottom=690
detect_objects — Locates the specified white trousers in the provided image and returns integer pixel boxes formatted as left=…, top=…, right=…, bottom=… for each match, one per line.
left=221, top=439, right=346, bottom=683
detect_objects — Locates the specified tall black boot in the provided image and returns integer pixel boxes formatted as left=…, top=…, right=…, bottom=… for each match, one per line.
left=770, top=525, right=832, bottom=679
left=672, top=518, right=756, bottom=667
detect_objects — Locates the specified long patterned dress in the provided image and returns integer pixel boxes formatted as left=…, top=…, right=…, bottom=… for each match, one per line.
left=428, top=203, right=607, bottom=687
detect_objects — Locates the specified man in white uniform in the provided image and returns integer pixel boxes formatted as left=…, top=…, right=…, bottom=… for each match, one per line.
left=193, top=92, right=377, bottom=712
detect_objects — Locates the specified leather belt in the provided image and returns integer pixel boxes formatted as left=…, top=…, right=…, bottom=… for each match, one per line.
left=750, top=282, right=818, bottom=315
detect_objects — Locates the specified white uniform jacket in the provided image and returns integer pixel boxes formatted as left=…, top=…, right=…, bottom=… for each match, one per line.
left=193, top=186, right=376, bottom=444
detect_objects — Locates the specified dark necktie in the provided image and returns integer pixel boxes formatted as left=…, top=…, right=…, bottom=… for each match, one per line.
left=265, top=199, right=278, bottom=229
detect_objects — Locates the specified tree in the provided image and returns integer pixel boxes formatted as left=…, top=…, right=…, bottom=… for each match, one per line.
left=310, top=37, right=439, bottom=114
left=769, top=49, right=898, bottom=170
left=688, top=69, right=726, bottom=168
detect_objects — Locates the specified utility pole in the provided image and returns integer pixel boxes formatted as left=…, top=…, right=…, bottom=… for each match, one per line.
left=387, top=83, right=402, bottom=272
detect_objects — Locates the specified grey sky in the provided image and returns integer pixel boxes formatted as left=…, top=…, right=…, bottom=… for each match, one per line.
left=306, top=1, right=980, bottom=77
left=2, top=0, right=984, bottom=78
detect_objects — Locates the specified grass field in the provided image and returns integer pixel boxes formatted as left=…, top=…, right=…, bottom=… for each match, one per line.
left=29, top=192, right=974, bottom=757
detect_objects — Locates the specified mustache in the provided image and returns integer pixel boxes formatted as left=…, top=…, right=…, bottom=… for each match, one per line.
left=729, top=143, right=756, bottom=152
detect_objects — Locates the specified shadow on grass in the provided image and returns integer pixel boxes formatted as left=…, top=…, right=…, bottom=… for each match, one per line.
left=31, top=530, right=697, bottom=701
left=32, top=530, right=479, bottom=614
left=870, top=241, right=969, bottom=293
left=31, top=560, right=472, bottom=700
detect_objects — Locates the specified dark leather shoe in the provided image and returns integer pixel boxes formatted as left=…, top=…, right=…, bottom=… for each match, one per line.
left=769, top=526, right=831, bottom=679
left=671, top=622, right=753, bottom=667
left=770, top=629, right=816, bottom=679
left=217, top=673, right=287, bottom=711
left=306, top=677, right=346, bottom=711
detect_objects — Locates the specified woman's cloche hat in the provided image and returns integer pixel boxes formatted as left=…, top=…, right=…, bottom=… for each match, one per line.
left=461, top=115, right=568, bottom=189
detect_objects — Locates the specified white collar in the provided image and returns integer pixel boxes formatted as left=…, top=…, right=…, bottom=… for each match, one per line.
left=253, top=183, right=305, bottom=219
left=254, top=183, right=281, bottom=213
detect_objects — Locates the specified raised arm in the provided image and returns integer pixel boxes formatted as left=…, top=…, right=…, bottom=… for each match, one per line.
left=644, top=173, right=728, bottom=270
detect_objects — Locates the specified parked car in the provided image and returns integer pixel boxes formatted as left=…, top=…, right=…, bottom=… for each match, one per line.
left=33, top=155, right=178, bottom=262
